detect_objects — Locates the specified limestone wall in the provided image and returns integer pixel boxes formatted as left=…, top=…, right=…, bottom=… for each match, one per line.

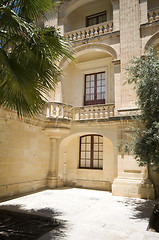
left=0, top=109, right=50, bottom=200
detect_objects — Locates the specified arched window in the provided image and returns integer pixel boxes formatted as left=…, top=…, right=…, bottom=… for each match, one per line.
left=79, top=135, right=103, bottom=169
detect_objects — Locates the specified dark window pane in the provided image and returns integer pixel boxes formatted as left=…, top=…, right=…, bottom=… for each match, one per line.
left=101, top=93, right=105, bottom=99
left=91, top=81, right=94, bottom=87
left=86, top=11, right=107, bottom=27
left=97, top=74, right=102, bottom=80
left=86, top=160, right=91, bottom=168
left=91, top=88, right=94, bottom=93
left=97, top=80, right=101, bottom=87
left=102, top=73, right=105, bottom=79
left=97, top=87, right=101, bottom=93
left=81, top=160, right=85, bottom=167
left=86, top=95, right=90, bottom=101
left=93, top=160, right=99, bottom=168
left=97, top=93, right=102, bottom=99
left=98, top=16, right=103, bottom=24
left=102, top=86, right=105, bottom=92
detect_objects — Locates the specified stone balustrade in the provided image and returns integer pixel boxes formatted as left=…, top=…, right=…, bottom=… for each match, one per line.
left=74, top=104, right=115, bottom=120
left=46, top=102, right=73, bottom=120
left=45, top=102, right=115, bottom=121
left=65, top=21, right=113, bottom=42
left=148, top=8, right=159, bottom=23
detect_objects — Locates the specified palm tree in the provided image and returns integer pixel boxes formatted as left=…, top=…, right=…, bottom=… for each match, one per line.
left=0, top=0, right=73, bottom=117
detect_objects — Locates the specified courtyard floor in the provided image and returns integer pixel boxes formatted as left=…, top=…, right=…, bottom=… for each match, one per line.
left=0, top=188, right=158, bottom=240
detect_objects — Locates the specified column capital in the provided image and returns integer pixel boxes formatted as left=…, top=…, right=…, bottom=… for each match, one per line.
left=43, top=127, right=70, bottom=139
left=112, top=59, right=121, bottom=65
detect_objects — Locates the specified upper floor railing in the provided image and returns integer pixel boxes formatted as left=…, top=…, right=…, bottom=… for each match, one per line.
left=148, top=8, right=159, bottom=23
left=65, top=20, right=113, bottom=42
left=45, top=102, right=115, bottom=121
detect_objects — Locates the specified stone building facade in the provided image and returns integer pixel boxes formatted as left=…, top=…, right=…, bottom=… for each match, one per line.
left=0, top=0, right=159, bottom=200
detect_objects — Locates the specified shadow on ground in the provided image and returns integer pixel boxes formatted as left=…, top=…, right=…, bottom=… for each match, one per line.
left=0, top=205, right=67, bottom=240
left=117, top=198, right=159, bottom=221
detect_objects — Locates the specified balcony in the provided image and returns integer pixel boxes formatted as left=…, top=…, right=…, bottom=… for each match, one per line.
left=65, top=21, right=113, bottom=42
left=148, top=8, right=159, bottom=23
left=45, top=102, right=115, bottom=121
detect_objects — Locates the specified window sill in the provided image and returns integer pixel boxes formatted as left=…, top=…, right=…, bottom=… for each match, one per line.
left=78, top=168, right=103, bottom=170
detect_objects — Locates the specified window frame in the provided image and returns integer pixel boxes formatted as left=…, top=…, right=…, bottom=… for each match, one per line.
left=84, top=72, right=105, bottom=106
left=79, top=134, right=103, bottom=170
left=86, top=11, right=107, bottom=27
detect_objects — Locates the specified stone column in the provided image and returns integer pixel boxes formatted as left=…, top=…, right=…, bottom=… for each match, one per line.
left=43, top=127, right=70, bottom=188
left=119, top=0, right=141, bottom=110
left=111, top=0, right=120, bottom=31
left=140, top=0, right=148, bottom=25
left=47, top=138, right=58, bottom=188
left=112, top=59, right=121, bottom=115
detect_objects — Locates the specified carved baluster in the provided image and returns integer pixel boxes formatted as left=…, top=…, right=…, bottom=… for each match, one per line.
left=104, top=25, right=108, bottom=34
left=88, top=107, right=91, bottom=119
left=110, top=106, right=114, bottom=117
left=53, top=104, right=57, bottom=117
left=78, top=32, right=81, bottom=40
left=74, top=108, right=78, bottom=120
left=67, top=106, right=71, bottom=119
left=50, top=104, right=53, bottom=117
left=84, top=108, right=88, bottom=120
left=89, top=107, right=94, bottom=119
left=67, top=106, right=70, bottom=119
left=77, top=108, right=80, bottom=120
left=71, top=107, right=74, bottom=120
left=80, top=109, right=84, bottom=120
left=49, top=104, right=52, bottom=117
left=149, top=12, right=154, bottom=23
left=71, top=34, right=74, bottom=41
left=46, top=107, right=49, bottom=118
left=155, top=10, right=159, bottom=20
left=109, top=23, right=113, bottom=32
left=86, top=30, right=90, bottom=38
left=82, top=31, right=86, bottom=39
left=99, top=26, right=103, bottom=35
left=69, top=107, right=73, bottom=120
left=99, top=106, right=104, bottom=119
left=90, top=28, right=94, bottom=37
left=105, top=107, right=109, bottom=118
left=63, top=106, right=68, bottom=119
left=58, top=105, right=63, bottom=118
left=56, top=104, right=59, bottom=118
left=94, top=107, right=99, bottom=119
left=73, top=33, right=77, bottom=41
left=46, top=104, right=50, bottom=117
left=94, top=27, right=98, bottom=36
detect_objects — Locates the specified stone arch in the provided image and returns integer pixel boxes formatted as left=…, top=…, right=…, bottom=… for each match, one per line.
left=75, top=43, right=118, bottom=60
left=59, top=0, right=96, bottom=17
left=60, top=43, right=118, bottom=70
left=58, top=131, right=115, bottom=188
left=144, top=31, right=159, bottom=52
left=60, top=131, right=114, bottom=146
